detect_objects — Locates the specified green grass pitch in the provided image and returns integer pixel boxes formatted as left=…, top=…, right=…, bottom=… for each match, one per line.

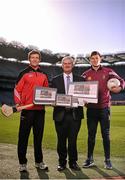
left=0, top=106, right=125, bottom=158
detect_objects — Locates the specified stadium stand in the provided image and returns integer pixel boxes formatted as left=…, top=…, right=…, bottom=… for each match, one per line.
left=0, top=53, right=125, bottom=105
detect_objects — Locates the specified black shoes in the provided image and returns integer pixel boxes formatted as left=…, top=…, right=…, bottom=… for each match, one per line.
left=57, top=164, right=66, bottom=171
left=57, top=162, right=80, bottom=171
left=69, top=163, right=81, bottom=171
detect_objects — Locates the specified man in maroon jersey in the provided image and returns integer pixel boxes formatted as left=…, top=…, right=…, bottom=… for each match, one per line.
left=81, top=51, right=124, bottom=169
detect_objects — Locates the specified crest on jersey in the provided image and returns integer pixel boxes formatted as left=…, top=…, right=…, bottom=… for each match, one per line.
left=28, top=74, right=33, bottom=77
left=102, top=75, right=105, bottom=79
left=87, top=76, right=92, bottom=80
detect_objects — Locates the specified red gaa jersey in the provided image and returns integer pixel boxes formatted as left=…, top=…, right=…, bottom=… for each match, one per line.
left=14, top=66, right=49, bottom=110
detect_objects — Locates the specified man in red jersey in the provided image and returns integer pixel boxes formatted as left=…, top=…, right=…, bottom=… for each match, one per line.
left=82, top=51, right=124, bottom=169
left=14, top=50, right=49, bottom=172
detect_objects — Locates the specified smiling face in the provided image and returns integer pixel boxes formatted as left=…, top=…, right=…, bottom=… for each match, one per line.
left=62, top=57, right=74, bottom=74
left=90, top=54, right=102, bottom=68
left=29, top=53, right=40, bottom=68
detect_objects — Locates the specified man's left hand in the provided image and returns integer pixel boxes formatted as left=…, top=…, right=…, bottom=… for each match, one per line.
left=110, top=86, right=122, bottom=93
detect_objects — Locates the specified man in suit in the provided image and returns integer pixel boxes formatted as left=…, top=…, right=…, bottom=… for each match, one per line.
left=51, top=56, right=84, bottom=171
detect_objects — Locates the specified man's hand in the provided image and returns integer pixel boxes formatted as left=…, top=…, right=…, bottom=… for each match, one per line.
left=110, top=86, right=122, bottom=93
left=15, top=104, right=21, bottom=111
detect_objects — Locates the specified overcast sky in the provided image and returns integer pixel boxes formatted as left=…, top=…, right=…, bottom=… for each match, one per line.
left=0, top=0, right=125, bottom=56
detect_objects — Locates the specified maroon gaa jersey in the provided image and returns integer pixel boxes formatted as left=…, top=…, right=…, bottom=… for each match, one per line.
left=82, top=66, right=125, bottom=109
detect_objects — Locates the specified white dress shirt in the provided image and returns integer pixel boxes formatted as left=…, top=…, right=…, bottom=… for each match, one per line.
left=63, top=73, right=73, bottom=94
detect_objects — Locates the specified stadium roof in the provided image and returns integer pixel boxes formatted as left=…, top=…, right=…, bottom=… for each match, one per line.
left=1, top=52, right=125, bottom=65
left=102, top=52, right=125, bottom=64
left=76, top=52, right=125, bottom=65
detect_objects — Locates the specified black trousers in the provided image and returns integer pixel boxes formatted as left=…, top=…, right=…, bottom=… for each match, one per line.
left=55, top=111, right=81, bottom=166
left=18, top=109, right=45, bottom=164
left=87, top=107, right=110, bottom=160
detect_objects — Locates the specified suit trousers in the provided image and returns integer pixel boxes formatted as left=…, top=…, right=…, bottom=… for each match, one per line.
left=18, top=109, right=45, bottom=164
left=55, top=110, right=81, bottom=166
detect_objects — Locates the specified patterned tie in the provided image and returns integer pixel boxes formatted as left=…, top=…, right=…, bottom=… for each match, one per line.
left=66, top=75, right=70, bottom=94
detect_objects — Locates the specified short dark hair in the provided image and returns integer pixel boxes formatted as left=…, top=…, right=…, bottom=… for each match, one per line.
left=90, top=51, right=101, bottom=57
left=28, top=50, right=41, bottom=60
